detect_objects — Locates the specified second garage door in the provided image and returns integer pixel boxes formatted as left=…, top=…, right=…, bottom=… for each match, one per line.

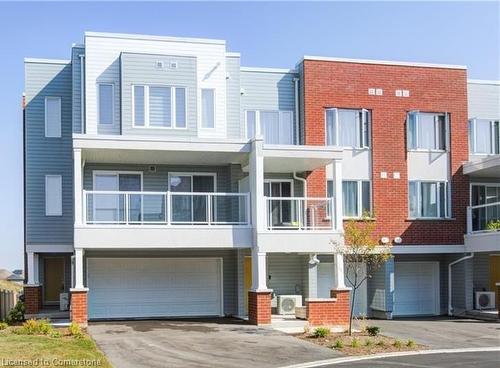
left=393, top=261, right=440, bottom=316
left=87, top=258, right=223, bottom=319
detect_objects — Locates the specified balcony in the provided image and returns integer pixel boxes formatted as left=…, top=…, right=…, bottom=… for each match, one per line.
left=465, top=201, right=500, bottom=252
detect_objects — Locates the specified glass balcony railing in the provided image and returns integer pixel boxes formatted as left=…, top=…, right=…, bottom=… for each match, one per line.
left=467, top=201, right=500, bottom=233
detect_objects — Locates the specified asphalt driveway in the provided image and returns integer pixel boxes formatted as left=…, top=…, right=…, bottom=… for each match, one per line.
left=360, top=317, right=500, bottom=349
left=88, top=318, right=339, bottom=368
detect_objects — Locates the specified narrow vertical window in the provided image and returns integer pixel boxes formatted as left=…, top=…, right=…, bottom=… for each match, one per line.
left=45, top=175, right=62, bottom=216
left=342, top=181, right=358, bottom=217
left=407, top=111, right=418, bottom=150
left=133, top=86, right=145, bottom=126
left=326, top=108, right=337, bottom=146
left=45, top=97, right=61, bottom=137
left=201, top=89, right=215, bottom=128
left=361, top=181, right=371, bottom=215
left=98, top=84, right=114, bottom=125
left=246, top=111, right=257, bottom=139
left=409, top=182, right=419, bottom=218
left=279, top=111, right=294, bottom=144
left=175, top=87, right=186, bottom=128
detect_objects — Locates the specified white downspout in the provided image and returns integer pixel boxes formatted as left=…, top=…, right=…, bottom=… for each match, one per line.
left=293, top=171, right=307, bottom=196
left=448, top=253, right=474, bottom=316
left=293, top=77, right=300, bottom=145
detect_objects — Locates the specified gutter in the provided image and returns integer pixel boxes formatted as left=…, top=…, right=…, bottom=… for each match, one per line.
left=448, top=253, right=474, bottom=316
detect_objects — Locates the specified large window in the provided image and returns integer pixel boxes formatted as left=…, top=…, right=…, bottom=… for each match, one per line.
left=201, top=89, right=215, bottom=128
left=325, top=108, right=370, bottom=148
left=98, top=84, right=114, bottom=125
left=408, top=181, right=449, bottom=218
left=407, top=112, right=448, bottom=151
left=45, top=97, right=61, bottom=137
left=327, top=180, right=371, bottom=218
left=469, top=119, right=500, bottom=154
left=133, top=85, right=186, bottom=128
left=471, top=184, right=500, bottom=231
left=264, top=180, right=293, bottom=226
left=246, top=110, right=294, bottom=144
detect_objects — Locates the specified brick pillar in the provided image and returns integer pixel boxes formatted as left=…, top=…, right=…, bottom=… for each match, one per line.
left=330, top=289, right=350, bottom=326
left=24, top=285, right=41, bottom=315
left=248, top=291, right=272, bottom=325
left=305, top=289, right=351, bottom=327
left=70, top=289, right=88, bottom=327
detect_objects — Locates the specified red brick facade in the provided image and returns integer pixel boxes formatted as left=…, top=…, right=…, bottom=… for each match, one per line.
left=24, top=285, right=42, bottom=315
left=70, top=290, right=88, bottom=326
left=302, top=60, right=468, bottom=245
left=306, top=289, right=350, bottom=327
left=248, top=291, right=272, bottom=325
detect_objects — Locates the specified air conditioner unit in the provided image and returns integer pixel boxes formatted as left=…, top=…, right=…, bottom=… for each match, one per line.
left=475, top=292, right=495, bottom=310
left=277, top=295, right=302, bottom=315
left=60, top=293, right=69, bottom=311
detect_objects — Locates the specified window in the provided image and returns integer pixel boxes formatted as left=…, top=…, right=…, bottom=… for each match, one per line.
left=246, top=110, right=294, bottom=144
left=409, top=181, right=448, bottom=218
left=98, top=84, right=114, bottom=125
left=327, top=180, right=371, bottom=218
left=45, top=97, right=61, bottom=137
left=325, top=108, right=370, bottom=148
left=407, top=112, right=448, bottom=151
left=132, top=85, right=186, bottom=128
left=469, top=119, right=500, bottom=154
left=201, top=89, right=215, bottom=128
left=471, top=184, right=500, bottom=231
left=45, top=175, right=62, bottom=216
left=264, top=181, right=293, bottom=226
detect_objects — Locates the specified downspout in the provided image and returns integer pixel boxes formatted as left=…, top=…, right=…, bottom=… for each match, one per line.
left=293, top=77, right=300, bottom=145
left=448, top=253, right=474, bottom=316
left=293, top=171, right=307, bottom=196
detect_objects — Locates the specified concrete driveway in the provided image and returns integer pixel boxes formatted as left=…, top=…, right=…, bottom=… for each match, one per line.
left=360, top=317, right=500, bottom=349
left=88, top=318, right=339, bottom=368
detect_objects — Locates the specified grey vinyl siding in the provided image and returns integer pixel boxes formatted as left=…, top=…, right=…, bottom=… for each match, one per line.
left=25, top=61, right=74, bottom=246
left=120, top=52, right=197, bottom=137
left=72, top=46, right=85, bottom=133
left=467, top=82, right=500, bottom=120
left=368, top=262, right=388, bottom=312
left=84, top=249, right=238, bottom=316
left=240, top=70, right=297, bottom=140
left=226, top=56, right=241, bottom=139
left=38, top=253, right=72, bottom=305
left=473, top=252, right=491, bottom=292
left=267, top=254, right=308, bottom=300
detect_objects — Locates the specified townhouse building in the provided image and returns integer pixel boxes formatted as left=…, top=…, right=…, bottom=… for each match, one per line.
left=23, top=32, right=500, bottom=326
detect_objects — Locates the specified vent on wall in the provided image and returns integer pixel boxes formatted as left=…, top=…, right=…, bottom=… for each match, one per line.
left=155, top=61, right=165, bottom=69
left=170, top=61, right=178, bottom=69
left=149, top=166, right=157, bottom=173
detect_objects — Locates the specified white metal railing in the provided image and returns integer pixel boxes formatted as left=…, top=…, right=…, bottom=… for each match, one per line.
left=84, top=190, right=250, bottom=226
left=467, top=201, right=500, bottom=233
left=265, top=196, right=335, bottom=231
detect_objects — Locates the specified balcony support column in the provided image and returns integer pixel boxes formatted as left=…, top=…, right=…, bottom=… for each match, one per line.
left=74, top=148, right=83, bottom=225
left=249, top=136, right=265, bottom=236
left=73, top=248, right=85, bottom=290
left=332, top=159, right=343, bottom=232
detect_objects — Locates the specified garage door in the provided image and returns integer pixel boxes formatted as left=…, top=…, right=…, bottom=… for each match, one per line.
left=87, top=258, right=223, bottom=319
left=393, top=262, right=440, bottom=316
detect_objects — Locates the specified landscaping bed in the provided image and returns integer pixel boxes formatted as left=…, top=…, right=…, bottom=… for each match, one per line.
left=296, top=326, right=425, bottom=356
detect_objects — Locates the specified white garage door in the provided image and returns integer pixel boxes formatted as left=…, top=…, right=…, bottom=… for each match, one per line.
left=87, top=258, right=223, bottom=319
left=394, top=262, right=440, bottom=316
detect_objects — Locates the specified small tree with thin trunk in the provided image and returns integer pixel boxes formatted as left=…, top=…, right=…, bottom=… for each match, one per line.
left=331, top=214, right=392, bottom=335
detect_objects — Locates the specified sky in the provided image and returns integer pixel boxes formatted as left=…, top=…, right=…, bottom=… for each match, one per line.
left=0, top=1, right=498, bottom=270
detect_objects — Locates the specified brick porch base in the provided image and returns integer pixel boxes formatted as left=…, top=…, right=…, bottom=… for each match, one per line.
left=306, top=288, right=350, bottom=327
left=24, top=285, right=42, bottom=315
left=70, top=289, right=88, bottom=327
left=248, top=290, right=272, bottom=325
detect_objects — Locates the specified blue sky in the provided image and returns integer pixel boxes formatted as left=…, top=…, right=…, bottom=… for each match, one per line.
left=0, top=1, right=498, bottom=270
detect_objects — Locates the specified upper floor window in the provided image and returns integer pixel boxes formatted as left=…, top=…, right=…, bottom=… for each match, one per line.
left=44, top=97, right=61, bottom=137
left=201, top=89, right=215, bottom=129
left=408, top=180, right=449, bottom=219
left=98, top=84, right=114, bottom=125
left=407, top=111, right=448, bottom=151
left=133, top=85, right=186, bottom=129
left=325, top=108, right=370, bottom=148
left=246, top=110, right=294, bottom=145
left=469, top=119, right=499, bottom=154
left=327, top=179, right=371, bottom=218
left=45, top=175, right=62, bottom=216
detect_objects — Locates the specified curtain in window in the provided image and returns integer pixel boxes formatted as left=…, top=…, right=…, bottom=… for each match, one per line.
left=246, top=111, right=257, bottom=139
left=421, top=182, right=438, bottom=217
left=260, top=111, right=280, bottom=144
left=279, top=111, right=294, bottom=144
left=342, top=181, right=358, bottom=217
left=175, top=88, right=186, bottom=128
left=475, top=119, right=492, bottom=153
left=418, top=114, right=435, bottom=149
left=201, top=89, right=215, bottom=128
left=98, top=85, right=113, bottom=125
left=339, top=110, right=358, bottom=147
left=149, top=87, right=171, bottom=127
left=409, top=182, right=419, bottom=218
left=326, top=109, right=337, bottom=146
left=133, top=86, right=145, bottom=126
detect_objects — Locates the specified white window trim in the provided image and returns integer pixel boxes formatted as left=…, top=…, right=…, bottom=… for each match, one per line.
left=44, top=96, right=61, bottom=138
left=45, top=175, right=62, bottom=216
left=263, top=179, right=295, bottom=225
left=167, top=172, right=218, bottom=192
left=470, top=182, right=500, bottom=205
left=96, top=83, right=115, bottom=126
left=469, top=118, right=500, bottom=155
left=407, top=111, right=448, bottom=153
left=132, top=84, right=187, bottom=129
left=200, top=88, right=216, bottom=130
left=408, top=180, right=450, bottom=219
left=324, top=107, right=371, bottom=149
left=341, top=179, right=372, bottom=219
left=245, top=110, right=295, bottom=144
left=92, top=170, right=144, bottom=190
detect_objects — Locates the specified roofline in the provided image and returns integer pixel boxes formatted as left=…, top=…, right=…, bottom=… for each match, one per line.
left=301, top=55, right=467, bottom=70
left=72, top=43, right=85, bottom=48
left=85, top=31, right=226, bottom=45
left=468, top=79, right=500, bottom=85
left=226, top=52, right=240, bottom=58
left=241, top=66, right=297, bottom=74
left=24, top=58, right=70, bottom=65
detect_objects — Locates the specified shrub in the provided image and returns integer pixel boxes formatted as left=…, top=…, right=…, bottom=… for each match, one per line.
left=49, top=330, right=62, bottom=338
left=312, top=327, right=330, bottom=338
left=366, top=326, right=380, bottom=336
left=393, top=339, right=402, bottom=349
left=333, top=339, right=344, bottom=349
left=16, top=319, right=53, bottom=335
left=376, top=340, right=385, bottom=346
left=364, top=338, right=373, bottom=347
left=406, top=339, right=415, bottom=348
left=6, top=301, right=25, bottom=325
left=351, top=337, right=361, bottom=348
left=0, top=322, right=8, bottom=330
left=68, top=322, right=83, bottom=338
left=486, top=220, right=500, bottom=230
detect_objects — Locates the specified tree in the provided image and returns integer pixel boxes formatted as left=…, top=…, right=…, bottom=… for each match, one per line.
left=331, top=214, right=392, bottom=335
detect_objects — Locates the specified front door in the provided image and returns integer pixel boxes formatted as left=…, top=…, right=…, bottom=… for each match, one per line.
left=44, top=257, right=65, bottom=304
left=489, top=255, right=500, bottom=297
left=244, top=256, right=252, bottom=314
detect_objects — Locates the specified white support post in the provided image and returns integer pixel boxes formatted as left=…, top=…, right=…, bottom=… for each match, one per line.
left=333, top=253, right=347, bottom=289
left=308, top=254, right=319, bottom=298
left=333, top=159, right=343, bottom=232
left=73, top=248, right=86, bottom=290
left=74, top=148, right=83, bottom=225
left=249, top=137, right=265, bottom=235
left=251, top=248, right=269, bottom=291
left=27, top=252, right=38, bottom=285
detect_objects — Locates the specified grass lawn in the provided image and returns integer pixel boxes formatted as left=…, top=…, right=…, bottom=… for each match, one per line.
left=0, top=329, right=112, bottom=367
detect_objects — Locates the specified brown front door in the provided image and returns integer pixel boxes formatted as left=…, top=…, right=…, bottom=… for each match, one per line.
left=490, top=255, right=500, bottom=297
left=44, top=258, right=65, bottom=304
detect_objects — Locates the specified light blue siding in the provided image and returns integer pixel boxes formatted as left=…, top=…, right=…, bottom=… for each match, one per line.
left=226, top=55, right=241, bottom=139
left=467, top=82, right=500, bottom=120
left=71, top=46, right=85, bottom=133
left=25, top=61, right=74, bottom=246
